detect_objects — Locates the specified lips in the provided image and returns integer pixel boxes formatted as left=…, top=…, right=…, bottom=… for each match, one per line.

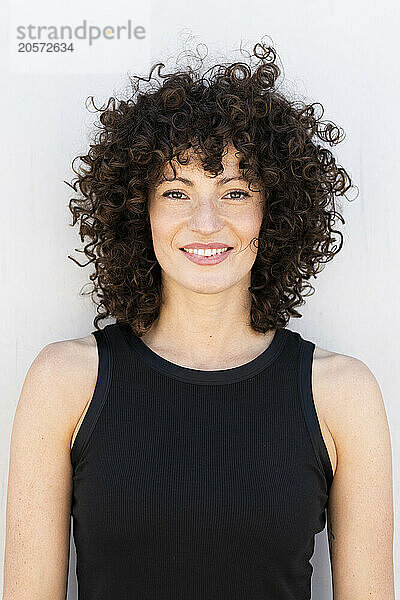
left=179, top=243, right=234, bottom=250
left=180, top=246, right=234, bottom=264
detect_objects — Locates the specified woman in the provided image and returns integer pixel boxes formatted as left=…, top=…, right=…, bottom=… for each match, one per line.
left=3, top=43, right=394, bottom=599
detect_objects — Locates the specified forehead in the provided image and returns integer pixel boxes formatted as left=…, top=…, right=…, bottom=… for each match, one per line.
left=157, top=144, right=244, bottom=185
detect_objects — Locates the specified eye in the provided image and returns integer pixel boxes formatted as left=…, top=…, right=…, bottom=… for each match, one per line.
left=225, top=190, right=250, bottom=200
left=162, top=190, right=187, bottom=200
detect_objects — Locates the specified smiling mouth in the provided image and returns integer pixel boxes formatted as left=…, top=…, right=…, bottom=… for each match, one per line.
left=179, top=247, right=233, bottom=256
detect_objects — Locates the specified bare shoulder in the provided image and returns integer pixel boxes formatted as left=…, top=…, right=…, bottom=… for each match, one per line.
left=312, top=342, right=384, bottom=423
left=25, top=332, right=99, bottom=452
left=311, top=342, right=387, bottom=480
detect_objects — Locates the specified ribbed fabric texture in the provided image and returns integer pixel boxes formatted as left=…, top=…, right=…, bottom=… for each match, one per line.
left=70, top=322, right=333, bottom=600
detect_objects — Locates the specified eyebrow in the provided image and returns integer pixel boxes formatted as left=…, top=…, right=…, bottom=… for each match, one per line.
left=158, top=175, right=247, bottom=186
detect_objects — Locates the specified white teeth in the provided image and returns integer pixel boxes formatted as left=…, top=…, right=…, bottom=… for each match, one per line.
left=182, top=247, right=230, bottom=256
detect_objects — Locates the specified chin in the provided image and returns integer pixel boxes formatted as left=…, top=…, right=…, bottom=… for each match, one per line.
left=177, top=275, right=239, bottom=295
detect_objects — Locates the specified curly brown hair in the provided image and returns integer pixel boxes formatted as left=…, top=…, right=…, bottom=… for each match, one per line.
left=66, top=41, right=355, bottom=336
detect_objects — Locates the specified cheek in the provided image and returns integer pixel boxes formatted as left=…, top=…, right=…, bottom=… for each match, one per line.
left=236, top=207, right=264, bottom=240
left=149, top=207, right=177, bottom=252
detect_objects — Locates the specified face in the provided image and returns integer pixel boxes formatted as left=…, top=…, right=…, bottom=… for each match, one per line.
left=147, top=143, right=265, bottom=295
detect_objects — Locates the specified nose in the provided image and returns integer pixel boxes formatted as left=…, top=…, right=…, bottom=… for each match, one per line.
left=187, top=198, right=225, bottom=236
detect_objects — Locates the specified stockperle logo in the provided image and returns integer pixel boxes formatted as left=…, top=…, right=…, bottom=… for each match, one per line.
left=16, top=19, right=146, bottom=47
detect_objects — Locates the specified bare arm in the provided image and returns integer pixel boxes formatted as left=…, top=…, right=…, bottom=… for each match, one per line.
left=2, top=339, right=94, bottom=600
left=324, top=356, right=395, bottom=599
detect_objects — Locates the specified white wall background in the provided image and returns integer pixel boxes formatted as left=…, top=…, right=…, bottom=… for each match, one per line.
left=1, top=0, right=399, bottom=598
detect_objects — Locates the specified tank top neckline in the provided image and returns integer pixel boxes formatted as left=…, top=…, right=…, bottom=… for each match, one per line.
left=117, top=322, right=289, bottom=385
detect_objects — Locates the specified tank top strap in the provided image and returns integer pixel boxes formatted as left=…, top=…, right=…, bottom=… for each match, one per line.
left=100, top=320, right=134, bottom=357
left=297, top=334, right=334, bottom=491
left=70, top=326, right=113, bottom=469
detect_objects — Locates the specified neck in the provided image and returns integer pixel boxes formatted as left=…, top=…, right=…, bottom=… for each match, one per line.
left=140, top=276, right=274, bottom=370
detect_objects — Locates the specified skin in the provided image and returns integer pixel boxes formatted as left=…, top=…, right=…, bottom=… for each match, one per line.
left=2, top=145, right=394, bottom=599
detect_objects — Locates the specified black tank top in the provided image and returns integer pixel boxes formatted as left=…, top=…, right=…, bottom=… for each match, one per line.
left=70, top=322, right=333, bottom=599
